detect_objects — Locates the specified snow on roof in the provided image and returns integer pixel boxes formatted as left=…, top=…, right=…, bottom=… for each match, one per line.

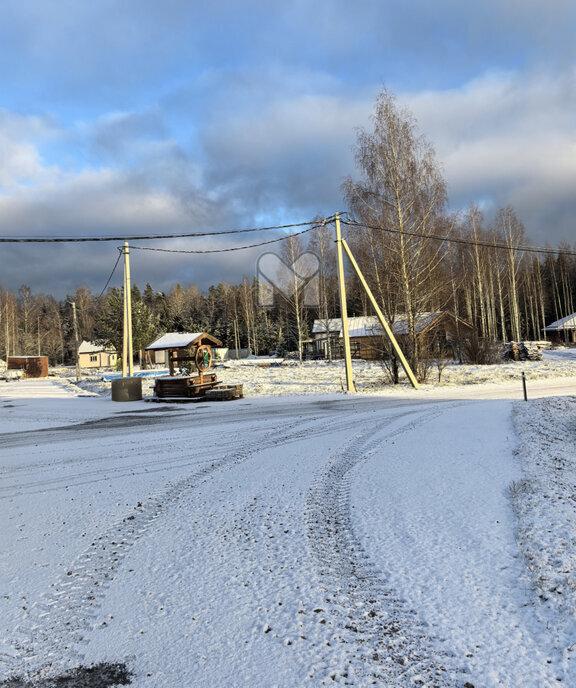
left=544, top=313, right=576, bottom=331
left=145, top=332, right=205, bottom=350
left=312, top=319, right=341, bottom=334
left=78, top=340, right=116, bottom=354
left=145, top=332, right=228, bottom=351
left=312, top=313, right=444, bottom=338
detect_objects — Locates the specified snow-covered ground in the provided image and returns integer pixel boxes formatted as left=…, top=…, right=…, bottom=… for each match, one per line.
left=51, top=346, right=576, bottom=401
left=1, top=352, right=576, bottom=686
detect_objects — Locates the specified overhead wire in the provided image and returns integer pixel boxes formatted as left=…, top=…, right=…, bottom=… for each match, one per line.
left=79, top=216, right=332, bottom=295
left=0, top=218, right=332, bottom=243
left=96, top=248, right=124, bottom=299
left=341, top=217, right=576, bottom=257
left=127, top=224, right=320, bottom=255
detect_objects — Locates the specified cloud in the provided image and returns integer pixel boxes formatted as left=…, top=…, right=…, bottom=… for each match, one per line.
left=0, top=110, right=61, bottom=190
left=1, top=1, right=575, bottom=297
left=405, top=69, right=576, bottom=242
left=0, top=111, right=289, bottom=295
left=4, top=0, right=574, bottom=112
left=200, top=89, right=371, bottom=219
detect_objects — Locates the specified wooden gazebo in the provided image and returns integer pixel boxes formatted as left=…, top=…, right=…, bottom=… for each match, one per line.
left=145, top=332, right=223, bottom=398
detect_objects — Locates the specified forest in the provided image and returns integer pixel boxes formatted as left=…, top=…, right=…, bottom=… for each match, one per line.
left=1, top=90, right=575, bottom=371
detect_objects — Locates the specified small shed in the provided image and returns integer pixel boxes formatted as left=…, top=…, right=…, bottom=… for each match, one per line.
left=7, top=356, right=49, bottom=378
left=145, top=332, right=223, bottom=376
left=543, top=313, right=576, bottom=343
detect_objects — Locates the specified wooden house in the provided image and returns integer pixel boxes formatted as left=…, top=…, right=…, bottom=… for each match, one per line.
left=543, top=313, right=576, bottom=343
left=309, top=312, right=475, bottom=360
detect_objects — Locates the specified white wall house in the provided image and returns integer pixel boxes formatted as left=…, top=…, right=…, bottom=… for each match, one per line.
left=78, top=341, right=118, bottom=368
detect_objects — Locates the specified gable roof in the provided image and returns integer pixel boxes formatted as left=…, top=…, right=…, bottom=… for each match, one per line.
left=78, top=340, right=116, bottom=354
left=145, top=332, right=223, bottom=351
left=544, top=313, right=576, bottom=331
left=312, top=313, right=465, bottom=338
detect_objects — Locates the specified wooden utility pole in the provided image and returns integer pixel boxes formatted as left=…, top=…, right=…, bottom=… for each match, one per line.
left=334, top=213, right=355, bottom=392
left=4, top=304, right=10, bottom=360
left=122, top=242, right=134, bottom=377
left=70, top=301, right=81, bottom=381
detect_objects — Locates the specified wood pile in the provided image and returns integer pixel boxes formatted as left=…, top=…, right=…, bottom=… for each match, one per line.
left=154, top=373, right=218, bottom=398
left=153, top=376, right=242, bottom=401
left=205, top=384, right=244, bottom=401
left=502, top=342, right=545, bottom=361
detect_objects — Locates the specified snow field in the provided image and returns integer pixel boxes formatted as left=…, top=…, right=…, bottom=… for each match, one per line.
left=2, top=357, right=576, bottom=686
left=511, top=397, right=576, bottom=678
left=352, top=401, right=570, bottom=686
left=43, top=347, right=576, bottom=401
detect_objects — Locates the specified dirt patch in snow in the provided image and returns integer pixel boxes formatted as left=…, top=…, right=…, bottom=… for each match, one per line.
left=0, top=662, right=132, bottom=687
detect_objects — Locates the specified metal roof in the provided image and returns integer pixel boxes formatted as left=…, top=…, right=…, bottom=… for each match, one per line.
left=145, top=332, right=222, bottom=350
left=312, top=313, right=447, bottom=338
left=544, top=314, right=576, bottom=331
left=78, top=340, right=116, bottom=354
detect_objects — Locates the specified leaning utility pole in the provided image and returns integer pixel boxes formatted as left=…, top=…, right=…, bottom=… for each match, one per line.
left=122, top=242, right=134, bottom=378
left=334, top=213, right=355, bottom=392
left=340, top=238, right=419, bottom=389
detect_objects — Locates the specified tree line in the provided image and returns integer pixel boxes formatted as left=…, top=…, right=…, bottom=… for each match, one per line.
left=1, top=89, right=575, bottom=370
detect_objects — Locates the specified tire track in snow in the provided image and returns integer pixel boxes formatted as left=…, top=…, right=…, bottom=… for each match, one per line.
left=0, top=430, right=263, bottom=499
left=2, top=411, right=369, bottom=683
left=304, top=405, right=468, bottom=687
left=0, top=407, right=373, bottom=498
left=0, top=412, right=180, bottom=449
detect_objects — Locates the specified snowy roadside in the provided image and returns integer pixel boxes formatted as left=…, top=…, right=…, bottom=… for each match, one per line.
left=510, top=396, right=576, bottom=673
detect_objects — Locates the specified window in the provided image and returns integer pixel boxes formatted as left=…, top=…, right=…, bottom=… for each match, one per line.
left=90, top=355, right=98, bottom=362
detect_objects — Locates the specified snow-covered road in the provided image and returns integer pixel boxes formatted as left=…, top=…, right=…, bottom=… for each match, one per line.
left=1, top=378, right=576, bottom=686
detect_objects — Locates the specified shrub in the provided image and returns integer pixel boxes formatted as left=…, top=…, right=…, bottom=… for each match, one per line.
left=461, top=333, right=501, bottom=365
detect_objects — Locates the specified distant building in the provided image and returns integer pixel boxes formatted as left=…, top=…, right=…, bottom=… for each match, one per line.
left=7, top=356, right=49, bottom=378
left=543, top=313, right=576, bottom=343
left=308, top=312, right=475, bottom=360
left=78, top=341, right=118, bottom=369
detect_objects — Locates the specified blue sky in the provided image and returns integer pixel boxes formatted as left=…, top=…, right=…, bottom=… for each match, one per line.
left=1, top=0, right=575, bottom=296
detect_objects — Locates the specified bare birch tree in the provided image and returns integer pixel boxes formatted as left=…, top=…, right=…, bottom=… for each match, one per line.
left=343, top=88, right=450, bottom=377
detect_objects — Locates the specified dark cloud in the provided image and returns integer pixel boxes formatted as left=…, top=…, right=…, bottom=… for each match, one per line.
left=0, top=1, right=575, bottom=297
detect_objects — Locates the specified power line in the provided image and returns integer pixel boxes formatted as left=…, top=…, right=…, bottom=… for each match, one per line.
left=87, top=218, right=330, bottom=297
left=341, top=217, right=576, bottom=257
left=0, top=218, right=333, bottom=243
left=96, top=248, right=123, bottom=299
left=128, top=224, right=320, bottom=255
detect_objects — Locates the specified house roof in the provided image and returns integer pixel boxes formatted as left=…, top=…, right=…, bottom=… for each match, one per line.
left=312, top=319, right=342, bottom=335
left=312, top=313, right=460, bottom=338
left=145, top=332, right=223, bottom=351
left=544, top=313, right=576, bottom=331
left=78, top=340, right=116, bottom=354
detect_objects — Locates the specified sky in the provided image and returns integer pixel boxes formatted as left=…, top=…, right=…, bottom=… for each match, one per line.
left=0, top=0, right=575, bottom=298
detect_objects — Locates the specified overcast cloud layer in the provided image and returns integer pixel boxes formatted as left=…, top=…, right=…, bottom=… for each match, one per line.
left=0, top=0, right=575, bottom=296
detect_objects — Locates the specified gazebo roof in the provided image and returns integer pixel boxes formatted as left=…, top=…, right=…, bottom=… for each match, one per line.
left=145, top=332, right=223, bottom=351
